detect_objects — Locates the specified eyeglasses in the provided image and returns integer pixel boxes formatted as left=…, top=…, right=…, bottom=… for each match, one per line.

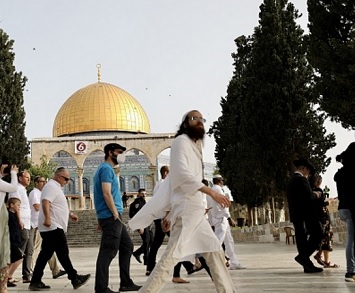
left=60, top=175, right=70, bottom=182
left=190, top=116, right=206, bottom=123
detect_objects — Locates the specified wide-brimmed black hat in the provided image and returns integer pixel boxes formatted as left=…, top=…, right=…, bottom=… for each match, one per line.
left=104, top=143, right=126, bottom=154
left=293, top=159, right=315, bottom=175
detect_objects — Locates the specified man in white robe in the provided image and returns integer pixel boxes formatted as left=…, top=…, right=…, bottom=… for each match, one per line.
left=208, top=175, right=246, bottom=270
left=135, top=110, right=236, bottom=293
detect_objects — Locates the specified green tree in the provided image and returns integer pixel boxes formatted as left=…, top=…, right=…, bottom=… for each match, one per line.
left=0, top=29, right=29, bottom=168
left=210, top=0, right=335, bottom=211
left=27, top=155, right=58, bottom=192
left=307, top=0, right=355, bottom=128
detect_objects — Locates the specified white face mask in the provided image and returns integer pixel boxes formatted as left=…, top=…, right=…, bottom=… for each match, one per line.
left=116, top=153, right=126, bottom=164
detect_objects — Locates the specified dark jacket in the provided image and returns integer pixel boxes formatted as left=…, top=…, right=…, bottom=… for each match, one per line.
left=286, top=172, right=318, bottom=222
left=334, top=166, right=354, bottom=210
left=129, top=197, right=146, bottom=219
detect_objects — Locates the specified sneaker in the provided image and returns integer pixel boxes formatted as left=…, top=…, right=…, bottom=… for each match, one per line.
left=119, top=283, right=142, bottom=291
left=229, top=264, right=246, bottom=270
left=345, top=273, right=355, bottom=282
left=53, top=269, right=67, bottom=279
left=7, top=281, right=17, bottom=287
left=72, top=274, right=91, bottom=289
left=28, top=282, right=51, bottom=291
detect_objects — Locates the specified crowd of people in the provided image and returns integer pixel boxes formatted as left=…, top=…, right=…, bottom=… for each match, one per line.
left=286, top=151, right=354, bottom=281
left=0, top=109, right=354, bottom=293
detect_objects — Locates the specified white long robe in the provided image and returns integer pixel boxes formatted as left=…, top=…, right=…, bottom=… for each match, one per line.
left=129, top=134, right=221, bottom=259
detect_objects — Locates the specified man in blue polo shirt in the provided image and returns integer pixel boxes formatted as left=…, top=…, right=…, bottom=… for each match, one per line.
left=94, top=143, right=141, bottom=293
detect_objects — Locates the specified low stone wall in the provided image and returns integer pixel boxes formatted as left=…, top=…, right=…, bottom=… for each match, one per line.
left=231, top=202, right=347, bottom=246
left=67, top=202, right=347, bottom=247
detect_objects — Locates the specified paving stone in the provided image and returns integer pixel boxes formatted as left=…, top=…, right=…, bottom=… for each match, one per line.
left=10, top=242, right=351, bottom=292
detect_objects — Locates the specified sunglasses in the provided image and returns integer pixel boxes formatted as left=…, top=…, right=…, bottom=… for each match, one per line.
left=60, top=175, right=70, bottom=182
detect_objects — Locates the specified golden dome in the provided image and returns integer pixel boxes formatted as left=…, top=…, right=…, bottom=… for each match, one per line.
left=53, top=82, right=150, bottom=137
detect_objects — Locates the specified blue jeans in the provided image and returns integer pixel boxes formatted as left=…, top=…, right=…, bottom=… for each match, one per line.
left=339, top=209, right=355, bottom=273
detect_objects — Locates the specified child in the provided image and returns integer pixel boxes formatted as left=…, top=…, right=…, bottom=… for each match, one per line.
left=7, top=198, right=24, bottom=287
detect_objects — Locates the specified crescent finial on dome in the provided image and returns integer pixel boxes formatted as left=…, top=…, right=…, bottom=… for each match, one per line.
left=97, top=64, right=101, bottom=82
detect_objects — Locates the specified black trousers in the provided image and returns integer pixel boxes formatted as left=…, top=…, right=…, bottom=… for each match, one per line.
left=293, top=217, right=323, bottom=262
left=146, top=219, right=192, bottom=276
left=95, top=217, right=134, bottom=293
left=31, top=228, right=77, bottom=283
left=133, top=227, right=151, bottom=264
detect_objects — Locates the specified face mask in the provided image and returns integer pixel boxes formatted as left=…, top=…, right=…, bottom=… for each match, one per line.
left=116, top=153, right=126, bottom=164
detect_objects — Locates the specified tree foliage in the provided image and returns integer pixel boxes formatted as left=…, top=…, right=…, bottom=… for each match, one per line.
left=307, top=0, right=355, bottom=128
left=27, top=155, right=58, bottom=192
left=209, top=0, right=335, bottom=208
left=0, top=29, right=29, bottom=168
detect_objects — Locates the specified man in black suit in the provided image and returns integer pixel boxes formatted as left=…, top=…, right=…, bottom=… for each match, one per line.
left=286, top=159, right=323, bottom=273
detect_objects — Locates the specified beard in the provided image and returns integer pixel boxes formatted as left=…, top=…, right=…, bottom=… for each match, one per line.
left=186, top=123, right=205, bottom=140
left=111, top=155, right=119, bottom=165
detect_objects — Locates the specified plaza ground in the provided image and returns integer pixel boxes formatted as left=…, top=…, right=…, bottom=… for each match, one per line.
left=8, top=242, right=353, bottom=293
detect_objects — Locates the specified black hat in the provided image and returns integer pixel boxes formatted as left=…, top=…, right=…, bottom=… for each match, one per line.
left=104, top=143, right=126, bottom=154
left=293, top=159, right=315, bottom=174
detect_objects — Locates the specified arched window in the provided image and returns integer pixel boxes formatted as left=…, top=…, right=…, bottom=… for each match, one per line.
left=64, top=179, right=75, bottom=195
left=83, top=177, right=90, bottom=195
left=145, top=175, right=153, bottom=192
left=119, top=176, right=125, bottom=192
left=130, top=176, right=139, bottom=192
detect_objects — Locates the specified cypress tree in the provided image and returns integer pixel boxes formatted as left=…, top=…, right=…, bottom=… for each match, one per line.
left=0, top=29, right=29, bottom=168
left=210, top=0, right=335, bottom=210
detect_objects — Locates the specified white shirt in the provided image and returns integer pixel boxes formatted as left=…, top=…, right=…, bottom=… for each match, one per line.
left=38, top=179, right=69, bottom=232
left=207, top=184, right=230, bottom=226
left=29, top=187, right=41, bottom=228
left=9, top=183, right=31, bottom=229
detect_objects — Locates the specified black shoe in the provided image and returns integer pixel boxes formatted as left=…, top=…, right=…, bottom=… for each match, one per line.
left=119, top=283, right=142, bottom=291
left=23, top=278, right=31, bottom=283
left=7, top=281, right=17, bottom=287
left=29, top=282, right=51, bottom=291
left=304, top=266, right=323, bottom=273
left=72, top=274, right=91, bottom=289
left=53, top=269, right=67, bottom=279
left=132, top=252, right=142, bottom=264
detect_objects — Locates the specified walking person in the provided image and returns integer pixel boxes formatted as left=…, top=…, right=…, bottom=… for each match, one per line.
left=129, top=110, right=235, bottom=293
left=208, top=175, right=246, bottom=270
left=286, top=159, right=323, bottom=273
left=93, top=143, right=141, bottom=293
left=130, top=189, right=151, bottom=266
left=334, top=143, right=355, bottom=281
left=0, top=161, right=18, bottom=293
left=29, top=167, right=91, bottom=290
left=310, top=174, right=339, bottom=269
left=29, top=176, right=66, bottom=279
left=8, top=171, right=32, bottom=283
left=145, top=165, right=192, bottom=283
left=7, top=198, right=24, bottom=288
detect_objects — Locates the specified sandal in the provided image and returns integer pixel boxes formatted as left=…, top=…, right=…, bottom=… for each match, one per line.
left=172, top=277, right=190, bottom=283
left=313, top=254, right=325, bottom=266
left=324, top=262, right=340, bottom=268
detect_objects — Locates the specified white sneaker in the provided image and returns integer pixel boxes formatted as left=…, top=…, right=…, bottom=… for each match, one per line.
left=229, top=264, right=246, bottom=270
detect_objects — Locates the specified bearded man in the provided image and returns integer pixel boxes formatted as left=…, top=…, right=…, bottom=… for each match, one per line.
left=136, top=110, right=236, bottom=293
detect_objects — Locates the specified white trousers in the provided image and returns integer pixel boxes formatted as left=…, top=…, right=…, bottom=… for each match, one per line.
left=139, top=217, right=236, bottom=293
left=214, top=217, right=240, bottom=267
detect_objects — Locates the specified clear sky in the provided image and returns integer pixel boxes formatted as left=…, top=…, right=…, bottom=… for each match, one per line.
left=1, top=0, right=353, bottom=196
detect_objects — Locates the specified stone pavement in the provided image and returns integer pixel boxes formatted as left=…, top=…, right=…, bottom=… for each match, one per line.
left=8, top=242, right=354, bottom=293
